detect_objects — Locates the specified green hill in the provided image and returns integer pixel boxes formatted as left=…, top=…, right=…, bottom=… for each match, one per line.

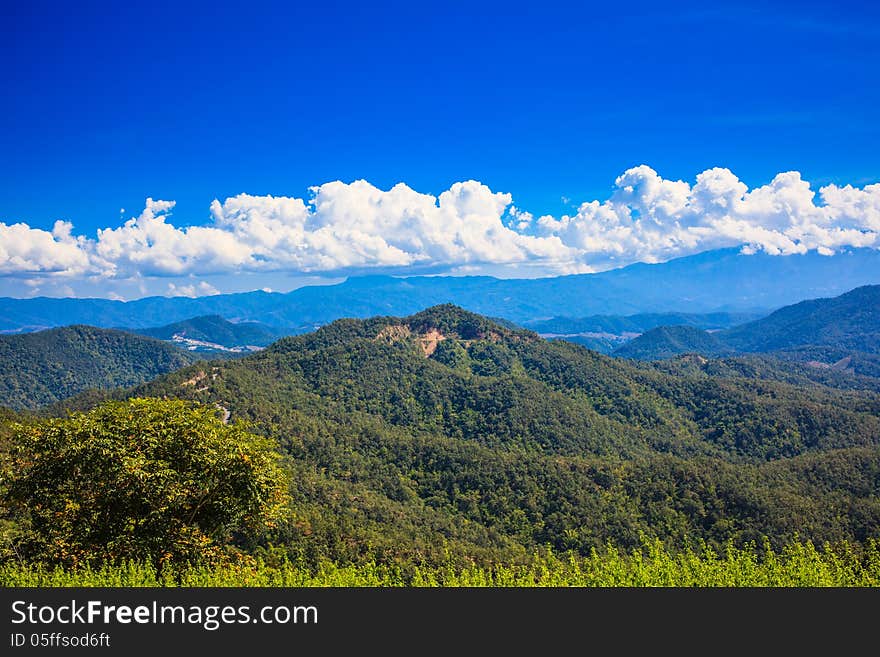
left=721, top=285, right=880, bottom=353
left=613, top=285, right=880, bottom=364
left=0, top=325, right=200, bottom=409
left=613, top=325, right=732, bottom=360
left=53, top=304, right=880, bottom=563
left=132, top=314, right=284, bottom=351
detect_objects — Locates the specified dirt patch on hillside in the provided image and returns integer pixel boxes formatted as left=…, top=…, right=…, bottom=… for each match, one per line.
left=375, top=324, right=412, bottom=342
left=374, top=323, right=447, bottom=357
left=181, top=370, right=206, bottom=387
left=418, top=329, right=446, bottom=357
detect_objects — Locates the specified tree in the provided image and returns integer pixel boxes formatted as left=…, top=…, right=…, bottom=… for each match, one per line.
left=1, top=398, right=290, bottom=567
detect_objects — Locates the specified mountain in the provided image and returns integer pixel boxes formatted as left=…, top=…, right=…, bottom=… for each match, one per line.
left=525, top=311, right=763, bottom=354
left=131, top=315, right=284, bottom=353
left=0, top=325, right=200, bottom=409
left=2, top=247, right=879, bottom=331
left=721, top=285, right=880, bottom=353
left=613, top=326, right=733, bottom=360
left=615, top=285, right=880, bottom=362
left=52, top=305, right=880, bottom=561
left=652, top=352, right=880, bottom=393
left=524, top=311, right=761, bottom=336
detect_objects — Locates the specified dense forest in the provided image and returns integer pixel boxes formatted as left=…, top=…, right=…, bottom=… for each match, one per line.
left=3, top=303, right=876, bottom=585
left=617, top=285, right=880, bottom=362
left=0, top=325, right=200, bottom=409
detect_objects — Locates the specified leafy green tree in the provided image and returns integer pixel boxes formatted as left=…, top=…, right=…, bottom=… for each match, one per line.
left=1, top=398, right=290, bottom=567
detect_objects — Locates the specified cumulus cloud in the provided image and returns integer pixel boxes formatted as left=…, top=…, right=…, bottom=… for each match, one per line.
left=1, top=168, right=880, bottom=296
left=0, top=220, right=91, bottom=275
left=537, top=166, right=880, bottom=267
left=166, top=281, right=221, bottom=298
left=206, top=180, right=576, bottom=273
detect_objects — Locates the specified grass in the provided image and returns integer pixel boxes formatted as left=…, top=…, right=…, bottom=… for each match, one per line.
left=3, top=539, right=879, bottom=587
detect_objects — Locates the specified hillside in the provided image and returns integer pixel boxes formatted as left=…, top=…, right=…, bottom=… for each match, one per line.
left=525, top=311, right=762, bottom=336
left=612, top=285, right=880, bottom=364
left=132, top=314, right=284, bottom=352
left=0, top=325, right=200, bottom=409
left=613, top=326, right=733, bottom=360
left=526, top=311, right=761, bottom=355
left=721, top=285, right=880, bottom=353
left=3, top=247, right=880, bottom=331
left=54, top=305, right=880, bottom=563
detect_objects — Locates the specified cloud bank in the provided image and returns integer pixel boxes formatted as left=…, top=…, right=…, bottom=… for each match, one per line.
left=2, top=166, right=879, bottom=297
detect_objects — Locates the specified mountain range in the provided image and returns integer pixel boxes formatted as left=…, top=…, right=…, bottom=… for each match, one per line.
left=616, top=285, right=880, bottom=366
left=4, top=283, right=879, bottom=411
left=523, top=311, right=760, bottom=354
left=35, top=304, right=880, bottom=562
left=3, top=247, right=880, bottom=332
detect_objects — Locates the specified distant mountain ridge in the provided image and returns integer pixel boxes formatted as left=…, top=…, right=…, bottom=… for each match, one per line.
left=721, top=285, right=880, bottom=353
left=131, top=315, right=284, bottom=352
left=524, top=311, right=761, bottom=336
left=2, top=247, right=879, bottom=331
left=614, top=285, right=880, bottom=364
left=526, top=311, right=762, bottom=354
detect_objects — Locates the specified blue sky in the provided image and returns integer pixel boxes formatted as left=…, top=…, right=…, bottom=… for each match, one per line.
left=2, top=0, right=879, bottom=299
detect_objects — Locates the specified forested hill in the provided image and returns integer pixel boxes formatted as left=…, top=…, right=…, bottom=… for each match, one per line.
left=721, top=284, right=880, bottom=352
left=59, top=304, right=880, bottom=562
left=0, top=325, right=199, bottom=409
left=614, top=285, right=880, bottom=362
left=131, top=314, right=284, bottom=350
left=612, top=325, right=733, bottom=360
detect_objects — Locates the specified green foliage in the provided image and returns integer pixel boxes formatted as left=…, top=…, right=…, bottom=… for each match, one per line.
left=0, top=325, right=200, bottom=409
left=2, top=539, right=877, bottom=587
left=26, top=306, right=880, bottom=576
left=45, top=306, right=869, bottom=565
left=2, top=398, right=290, bottom=567
left=614, top=325, right=732, bottom=360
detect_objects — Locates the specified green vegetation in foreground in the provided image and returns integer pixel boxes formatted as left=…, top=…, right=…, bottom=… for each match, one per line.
left=1, top=399, right=290, bottom=568
left=2, top=539, right=878, bottom=587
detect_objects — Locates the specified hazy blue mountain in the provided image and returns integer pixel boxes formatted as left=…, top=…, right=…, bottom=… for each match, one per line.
left=527, top=311, right=764, bottom=353
left=0, top=325, right=200, bottom=409
left=525, top=311, right=763, bottom=335
left=131, top=314, right=285, bottom=352
left=2, top=247, right=879, bottom=331
left=544, top=335, right=624, bottom=354
left=523, top=312, right=763, bottom=354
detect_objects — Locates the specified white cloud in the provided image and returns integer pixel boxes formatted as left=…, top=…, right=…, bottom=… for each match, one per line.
left=536, top=166, right=880, bottom=267
left=0, top=220, right=91, bottom=275
left=205, top=180, right=577, bottom=273
left=1, top=168, right=880, bottom=298
left=166, top=281, right=221, bottom=298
